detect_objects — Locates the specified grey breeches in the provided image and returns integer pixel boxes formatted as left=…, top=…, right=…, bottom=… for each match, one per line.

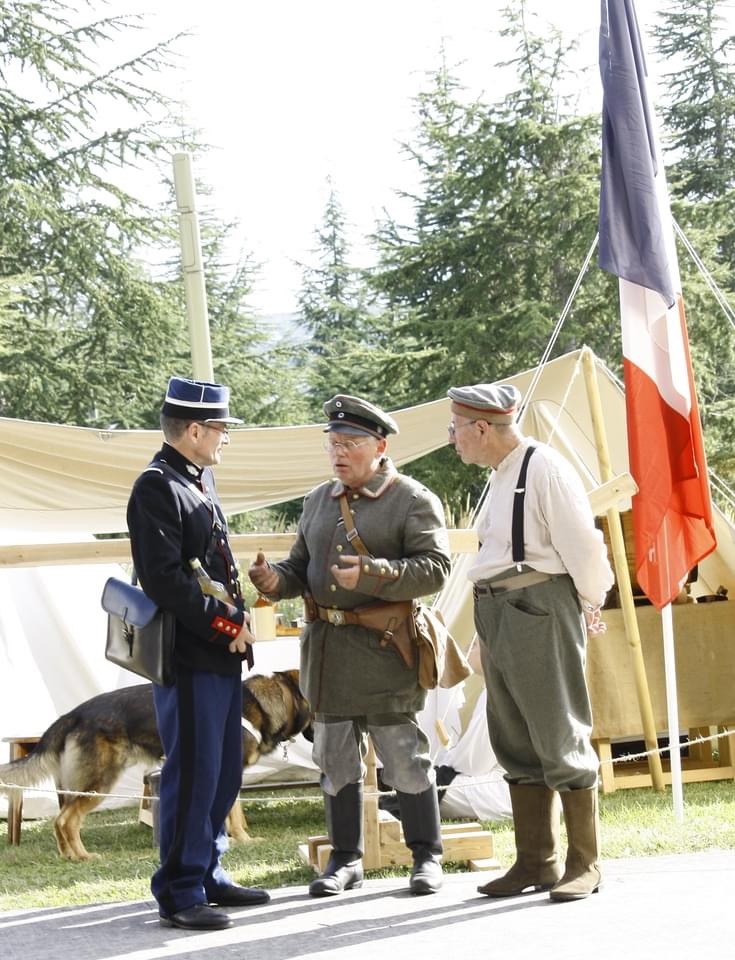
left=312, top=713, right=436, bottom=796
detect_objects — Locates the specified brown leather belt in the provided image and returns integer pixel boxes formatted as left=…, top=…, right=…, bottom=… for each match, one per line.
left=306, top=600, right=412, bottom=629
left=314, top=605, right=361, bottom=626
left=473, top=570, right=554, bottom=599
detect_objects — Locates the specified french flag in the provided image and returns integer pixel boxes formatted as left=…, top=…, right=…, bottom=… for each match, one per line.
left=598, top=0, right=716, bottom=610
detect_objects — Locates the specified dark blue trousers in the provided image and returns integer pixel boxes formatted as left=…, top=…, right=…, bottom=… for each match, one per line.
left=151, top=668, right=243, bottom=917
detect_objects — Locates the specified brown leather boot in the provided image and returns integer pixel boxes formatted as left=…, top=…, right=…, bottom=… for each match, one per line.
left=478, top=783, right=562, bottom=897
left=550, top=786, right=601, bottom=901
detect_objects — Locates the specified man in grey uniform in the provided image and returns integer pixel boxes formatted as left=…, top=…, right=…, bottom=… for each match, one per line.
left=448, top=382, right=613, bottom=902
left=249, top=394, right=451, bottom=896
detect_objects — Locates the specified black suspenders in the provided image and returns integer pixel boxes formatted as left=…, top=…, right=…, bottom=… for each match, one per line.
left=511, top=445, right=536, bottom=569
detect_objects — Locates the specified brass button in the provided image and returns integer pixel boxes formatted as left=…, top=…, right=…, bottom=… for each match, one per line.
left=363, top=564, right=370, bottom=574
left=336, top=544, right=343, bottom=552
left=330, top=584, right=337, bottom=592
left=352, top=493, right=359, bottom=500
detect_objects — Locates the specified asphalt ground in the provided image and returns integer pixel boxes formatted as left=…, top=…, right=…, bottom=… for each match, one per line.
left=1, top=850, right=733, bottom=960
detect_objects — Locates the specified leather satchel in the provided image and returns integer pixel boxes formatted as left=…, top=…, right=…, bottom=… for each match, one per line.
left=412, top=602, right=472, bottom=691
left=101, top=577, right=175, bottom=687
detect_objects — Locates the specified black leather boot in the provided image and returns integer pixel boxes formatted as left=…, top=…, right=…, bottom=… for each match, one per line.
left=309, top=782, right=364, bottom=897
left=397, top=786, right=443, bottom=894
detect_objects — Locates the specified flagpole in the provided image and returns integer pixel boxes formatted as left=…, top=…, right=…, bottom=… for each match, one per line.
left=660, top=512, right=684, bottom=819
left=581, top=348, right=665, bottom=791
left=662, top=602, right=684, bottom=819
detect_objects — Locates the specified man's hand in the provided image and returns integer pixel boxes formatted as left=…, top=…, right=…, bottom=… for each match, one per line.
left=229, top=617, right=256, bottom=653
left=331, top=554, right=361, bottom=590
left=584, top=608, right=607, bottom=636
left=248, top=551, right=279, bottom=594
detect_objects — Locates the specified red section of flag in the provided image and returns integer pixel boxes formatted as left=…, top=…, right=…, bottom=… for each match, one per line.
left=623, top=303, right=715, bottom=607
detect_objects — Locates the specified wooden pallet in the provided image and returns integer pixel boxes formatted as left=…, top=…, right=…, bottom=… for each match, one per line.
left=299, top=739, right=497, bottom=873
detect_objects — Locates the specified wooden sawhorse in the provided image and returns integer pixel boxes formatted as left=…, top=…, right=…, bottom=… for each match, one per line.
left=3, top=736, right=41, bottom=844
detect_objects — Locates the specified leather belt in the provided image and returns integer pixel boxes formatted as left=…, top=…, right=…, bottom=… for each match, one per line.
left=308, top=601, right=411, bottom=628
left=315, top=605, right=361, bottom=627
left=473, top=570, right=553, bottom=598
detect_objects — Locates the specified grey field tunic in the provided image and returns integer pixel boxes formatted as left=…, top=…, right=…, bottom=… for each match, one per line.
left=268, top=459, right=451, bottom=716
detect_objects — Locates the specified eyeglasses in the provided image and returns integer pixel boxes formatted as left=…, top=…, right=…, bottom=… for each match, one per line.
left=200, top=422, right=230, bottom=436
left=447, top=420, right=476, bottom=439
left=323, top=438, right=373, bottom=453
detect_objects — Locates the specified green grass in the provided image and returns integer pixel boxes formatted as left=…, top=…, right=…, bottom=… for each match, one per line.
left=2, top=781, right=734, bottom=912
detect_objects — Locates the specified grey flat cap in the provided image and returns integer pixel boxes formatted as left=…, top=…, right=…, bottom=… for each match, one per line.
left=447, top=383, right=521, bottom=423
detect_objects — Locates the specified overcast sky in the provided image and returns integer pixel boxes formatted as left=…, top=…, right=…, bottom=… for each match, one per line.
left=103, top=1, right=699, bottom=316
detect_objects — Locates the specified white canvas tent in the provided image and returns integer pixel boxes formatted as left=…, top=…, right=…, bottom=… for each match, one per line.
left=0, top=398, right=451, bottom=536
left=2, top=349, right=734, bottom=821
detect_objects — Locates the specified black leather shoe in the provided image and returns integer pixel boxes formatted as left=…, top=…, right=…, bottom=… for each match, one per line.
left=209, top=884, right=271, bottom=907
left=309, top=855, right=364, bottom=897
left=409, top=853, right=443, bottom=894
left=159, top=903, right=233, bottom=930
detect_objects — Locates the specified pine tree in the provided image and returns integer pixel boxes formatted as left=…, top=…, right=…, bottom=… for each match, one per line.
left=367, top=3, right=618, bottom=508
left=370, top=5, right=616, bottom=408
left=0, top=0, right=189, bottom=425
left=297, top=183, right=376, bottom=411
left=653, top=0, right=735, bottom=200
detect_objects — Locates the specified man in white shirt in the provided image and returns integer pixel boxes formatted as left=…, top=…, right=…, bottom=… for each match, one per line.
left=447, top=381, right=614, bottom=902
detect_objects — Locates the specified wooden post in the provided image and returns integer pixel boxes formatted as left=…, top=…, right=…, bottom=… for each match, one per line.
left=362, top=739, right=383, bottom=870
left=581, top=348, right=665, bottom=791
left=173, top=152, right=214, bottom=381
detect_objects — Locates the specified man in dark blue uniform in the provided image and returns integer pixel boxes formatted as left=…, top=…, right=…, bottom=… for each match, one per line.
left=127, top=377, right=269, bottom=931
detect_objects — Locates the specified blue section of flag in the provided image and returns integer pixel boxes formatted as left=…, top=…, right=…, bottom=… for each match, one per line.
left=598, top=0, right=675, bottom=308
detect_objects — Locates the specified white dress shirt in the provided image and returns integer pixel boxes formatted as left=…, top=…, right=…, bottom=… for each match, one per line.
left=468, top=438, right=614, bottom=609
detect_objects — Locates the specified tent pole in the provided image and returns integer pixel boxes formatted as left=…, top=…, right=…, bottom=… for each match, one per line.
left=173, top=152, right=214, bottom=381
left=581, top=348, right=665, bottom=791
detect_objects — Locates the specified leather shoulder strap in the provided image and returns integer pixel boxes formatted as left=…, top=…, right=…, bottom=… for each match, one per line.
left=339, top=494, right=372, bottom=556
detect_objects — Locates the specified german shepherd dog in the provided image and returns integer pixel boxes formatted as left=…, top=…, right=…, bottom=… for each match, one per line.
left=0, top=669, right=312, bottom=861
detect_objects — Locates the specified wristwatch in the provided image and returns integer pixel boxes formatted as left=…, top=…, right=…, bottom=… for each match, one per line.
left=580, top=600, right=598, bottom=614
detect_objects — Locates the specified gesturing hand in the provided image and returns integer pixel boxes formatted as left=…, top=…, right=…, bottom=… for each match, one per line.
left=248, top=551, right=279, bottom=594
left=331, top=554, right=361, bottom=591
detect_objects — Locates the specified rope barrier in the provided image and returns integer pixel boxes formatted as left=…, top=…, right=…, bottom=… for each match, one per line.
left=2, top=726, right=731, bottom=807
